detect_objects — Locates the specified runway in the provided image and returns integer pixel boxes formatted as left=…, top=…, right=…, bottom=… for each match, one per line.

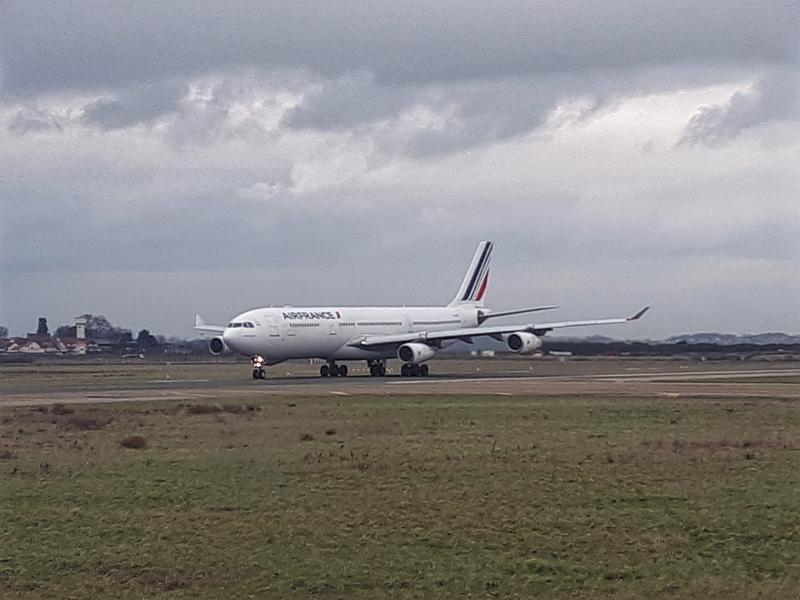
left=1, top=360, right=797, bottom=407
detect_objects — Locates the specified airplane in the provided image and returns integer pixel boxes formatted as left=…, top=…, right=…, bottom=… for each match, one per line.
left=195, top=241, right=649, bottom=379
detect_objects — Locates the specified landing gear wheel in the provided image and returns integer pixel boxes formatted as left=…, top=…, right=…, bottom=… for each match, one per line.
left=368, top=360, right=386, bottom=377
left=338, top=365, right=348, bottom=377
left=420, top=364, right=429, bottom=376
left=252, top=369, right=260, bottom=380
left=258, top=368, right=266, bottom=379
left=401, top=364, right=410, bottom=377
left=410, top=364, right=421, bottom=377
left=320, top=365, right=329, bottom=377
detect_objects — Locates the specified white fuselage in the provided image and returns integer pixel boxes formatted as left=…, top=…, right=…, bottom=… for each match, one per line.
left=222, top=305, right=479, bottom=364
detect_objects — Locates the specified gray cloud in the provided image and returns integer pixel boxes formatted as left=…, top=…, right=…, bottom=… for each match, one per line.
left=2, top=1, right=797, bottom=96
left=82, top=80, right=187, bottom=129
left=1, top=1, right=799, bottom=339
left=7, top=106, right=64, bottom=133
left=681, top=70, right=799, bottom=145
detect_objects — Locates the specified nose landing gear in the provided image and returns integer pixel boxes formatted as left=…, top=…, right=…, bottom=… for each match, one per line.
left=251, top=355, right=266, bottom=379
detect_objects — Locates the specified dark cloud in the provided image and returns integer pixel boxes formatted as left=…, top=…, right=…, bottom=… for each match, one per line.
left=2, top=1, right=797, bottom=95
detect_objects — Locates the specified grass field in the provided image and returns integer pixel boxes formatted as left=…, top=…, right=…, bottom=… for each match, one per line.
left=1, top=386, right=799, bottom=598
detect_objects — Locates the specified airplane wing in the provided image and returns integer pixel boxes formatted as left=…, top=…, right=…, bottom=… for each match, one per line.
left=348, top=306, right=650, bottom=349
left=194, top=314, right=225, bottom=334
left=477, top=305, right=559, bottom=323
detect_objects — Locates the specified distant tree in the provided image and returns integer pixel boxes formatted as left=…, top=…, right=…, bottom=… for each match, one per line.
left=36, top=317, right=49, bottom=336
left=77, top=314, right=131, bottom=342
left=136, top=329, right=158, bottom=350
left=83, top=314, right=113, bottom=338
left=55, top=325, right=75, bottom=338
left=0, top=325, right=8, bottom=338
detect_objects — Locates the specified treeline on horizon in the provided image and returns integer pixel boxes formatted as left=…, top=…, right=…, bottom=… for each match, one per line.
left=540, top=340, right=800, bottom=357
left=2, top=315, right=798, bottom=358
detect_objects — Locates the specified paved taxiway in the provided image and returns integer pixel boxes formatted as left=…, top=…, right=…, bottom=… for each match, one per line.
left=1, top=361, right=797, bottom=407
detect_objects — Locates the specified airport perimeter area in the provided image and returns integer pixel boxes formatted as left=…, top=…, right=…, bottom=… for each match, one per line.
left=1, top=358, right=799, bottom=599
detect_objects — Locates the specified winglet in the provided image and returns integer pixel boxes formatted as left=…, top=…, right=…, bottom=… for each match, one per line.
left=195, top=314, right=206, bottom=328
left=627, top=306, right=650, bottom=321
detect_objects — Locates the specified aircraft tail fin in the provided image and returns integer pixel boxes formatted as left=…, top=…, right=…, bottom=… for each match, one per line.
left=448, top=241, right=493, bottom=307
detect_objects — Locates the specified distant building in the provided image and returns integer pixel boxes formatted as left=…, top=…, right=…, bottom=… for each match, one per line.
left=1, top=316, right=100, bottom=355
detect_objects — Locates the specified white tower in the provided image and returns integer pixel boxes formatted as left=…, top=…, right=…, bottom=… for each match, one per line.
left=75, top=317, right=87, bottom=340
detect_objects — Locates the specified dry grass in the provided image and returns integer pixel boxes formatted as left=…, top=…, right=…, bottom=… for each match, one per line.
left=1, top=387, right=799, bottom=599
left=0, top=447, right=16, bottom=460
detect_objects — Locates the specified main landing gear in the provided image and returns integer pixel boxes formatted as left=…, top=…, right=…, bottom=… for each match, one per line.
left=401, top=363, right=429, bottom=377
left=367, top=359, right=387, bottom=377
left=320, top=362, right=348, bottom=377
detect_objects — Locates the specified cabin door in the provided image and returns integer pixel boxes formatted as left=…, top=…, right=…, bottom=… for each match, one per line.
left=266, top=317, right=280, bottom=337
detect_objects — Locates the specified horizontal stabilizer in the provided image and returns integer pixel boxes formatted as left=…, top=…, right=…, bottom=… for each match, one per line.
left=194, top=314, right=225, bottom=334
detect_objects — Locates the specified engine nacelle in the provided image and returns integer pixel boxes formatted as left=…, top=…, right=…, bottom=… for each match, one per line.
left=504, top=332, right=542, bottom=354
left=397, top=342, right=437, bottom=364
left=208, top=336, right=230, bottom=355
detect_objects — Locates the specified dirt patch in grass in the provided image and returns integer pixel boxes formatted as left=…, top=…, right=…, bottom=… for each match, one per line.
left=56, top=414, right=112, bottom=430
left=641, top=437, right=797, bottom=452
left=119, top=434, right=147, bottom=449
left=181, top=403, right=261, bottom=415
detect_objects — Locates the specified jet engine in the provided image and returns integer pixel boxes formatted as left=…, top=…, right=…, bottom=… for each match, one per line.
left=397, top=342, right=437, bottom=364
left=504, top=332, right=542, bottom=354
left=208, top=336, right=230, bottom=355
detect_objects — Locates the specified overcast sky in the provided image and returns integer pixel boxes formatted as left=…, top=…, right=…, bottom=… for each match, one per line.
left=1, top=1, right=798, bottom=339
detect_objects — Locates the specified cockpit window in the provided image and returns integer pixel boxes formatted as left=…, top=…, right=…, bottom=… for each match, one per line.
left=244, top=322, right=254, bottom=328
